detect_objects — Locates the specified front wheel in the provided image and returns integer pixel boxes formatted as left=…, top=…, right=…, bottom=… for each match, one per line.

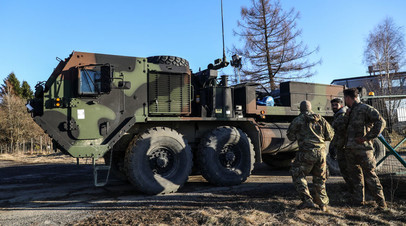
left=125, top=127, right=193, bottom=194
left=198, top=126, right=255, bottom=186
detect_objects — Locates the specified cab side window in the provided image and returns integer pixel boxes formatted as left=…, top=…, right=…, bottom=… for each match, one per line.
left=78, top=65, right=111, bottom=95
left=79, top=69, right=101, bottom=95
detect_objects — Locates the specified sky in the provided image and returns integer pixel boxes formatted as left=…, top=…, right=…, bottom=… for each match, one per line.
left=1, top=0, right=406, bottom=89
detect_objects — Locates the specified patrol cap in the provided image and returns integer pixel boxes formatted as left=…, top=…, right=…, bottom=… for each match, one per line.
left=330, top=98, right=343, bottom=104
left=300, top=100, right=312, bottom=113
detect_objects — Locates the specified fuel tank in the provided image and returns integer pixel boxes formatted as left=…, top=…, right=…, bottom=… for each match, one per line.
left=258, top=123, right=298, bottom=154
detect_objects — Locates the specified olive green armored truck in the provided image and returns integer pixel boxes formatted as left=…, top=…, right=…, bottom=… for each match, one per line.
left=28, top=51, right=343, bottom=194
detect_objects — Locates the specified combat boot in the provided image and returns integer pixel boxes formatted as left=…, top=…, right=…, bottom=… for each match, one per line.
left=319, top=205, right=329, bottom=212
left=298, top=200, right=317, bottom=209
left=377, top=201, right=388, bottom=211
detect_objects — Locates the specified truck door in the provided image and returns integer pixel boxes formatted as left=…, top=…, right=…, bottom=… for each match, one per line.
left=69, top=65, right=116, bottom=140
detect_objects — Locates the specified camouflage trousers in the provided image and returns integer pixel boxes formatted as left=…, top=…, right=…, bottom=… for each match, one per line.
left=346, top=149, right=385, bottom=205
left=290, top=148, right=329, bottom=206
left=336, top=148, right=353, bottom=192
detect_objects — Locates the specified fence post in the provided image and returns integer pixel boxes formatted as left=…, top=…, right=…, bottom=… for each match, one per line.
left=40, top=136, right=43, bottom=154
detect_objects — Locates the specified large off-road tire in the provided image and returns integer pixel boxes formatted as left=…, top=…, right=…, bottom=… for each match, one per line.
left=373, top=138, right=386, bottom=170
left=125, top=127, right=193, bottom=195
left=147, top=56, right=189, bottom=67
left=327, top=139, right=386, bottom=175
left=198, top=126, right=255, bottom=186
left=262, top=152, right=295, bottom=169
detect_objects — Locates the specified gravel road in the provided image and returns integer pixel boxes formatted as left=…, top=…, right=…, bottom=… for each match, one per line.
left=0, top=157, right=405, bottom=225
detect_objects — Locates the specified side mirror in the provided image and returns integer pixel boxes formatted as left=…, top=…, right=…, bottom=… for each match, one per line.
left=101, top=66, right=112, bottom=93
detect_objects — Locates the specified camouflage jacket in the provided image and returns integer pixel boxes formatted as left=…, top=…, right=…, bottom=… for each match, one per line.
left=331, top=106, right=348, bottom=149
left=344, top=102, right=386, bottom=151
left=287, top=111, right=334, bottom=152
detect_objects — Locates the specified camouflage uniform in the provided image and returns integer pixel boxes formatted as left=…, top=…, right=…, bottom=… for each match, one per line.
left=287, top=110, right=334, bottom=207
left=331, top=106, right=353, bottom=192
left=343, top=102, right=386, bottom=206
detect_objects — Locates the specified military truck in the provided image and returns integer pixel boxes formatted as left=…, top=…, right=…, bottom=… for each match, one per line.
left=28, top=51, right=344, bottom=194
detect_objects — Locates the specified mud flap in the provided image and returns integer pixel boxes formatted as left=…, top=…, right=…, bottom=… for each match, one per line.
left=92, top=151, right=112, bottom=187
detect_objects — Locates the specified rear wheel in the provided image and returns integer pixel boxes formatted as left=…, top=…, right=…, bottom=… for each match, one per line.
left=125, top=127, right=193, bottom=194
left=327, top=139, right=386, bottom=175
left=198, top=126, right=255, bottom=186
left=373, top=138, right=386, bottom=170
left=326, top=142, right=341, bottom=176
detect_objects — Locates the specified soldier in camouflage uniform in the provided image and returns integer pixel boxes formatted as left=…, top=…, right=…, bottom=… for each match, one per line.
left=343, top=88, right=387, bottom=210
left=330, top=98, right=353, bottom=192
left=287, top=100, right=334, bottom=211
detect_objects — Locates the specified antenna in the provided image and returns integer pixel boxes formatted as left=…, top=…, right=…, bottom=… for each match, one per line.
left=207, top=0, right=229, bottom=70
left=221, top=0, right=226, bottom=62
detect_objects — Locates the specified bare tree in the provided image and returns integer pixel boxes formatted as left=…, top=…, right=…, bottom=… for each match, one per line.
left=363, top=17, right=406, bottom=133
left=233, top=0, right=320, bottom=90
left=364, top=17, right=405, bottom=94
left=0, top=75, right=45, bottom=153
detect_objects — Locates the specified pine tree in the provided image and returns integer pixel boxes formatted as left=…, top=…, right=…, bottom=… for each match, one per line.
left=21, top=81, right=34, bottom=99
left=1, top=73, right=22, bottom=97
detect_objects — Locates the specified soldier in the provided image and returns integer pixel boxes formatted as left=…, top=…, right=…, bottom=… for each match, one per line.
left=330, top=98, right=353, bottom=192
left=287, top=100, right=334, bottom=212
left=343, top=88, right=387, bottom=210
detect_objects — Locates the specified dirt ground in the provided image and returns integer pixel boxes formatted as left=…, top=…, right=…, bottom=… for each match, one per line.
left=0, top=153, right=405, bottom=225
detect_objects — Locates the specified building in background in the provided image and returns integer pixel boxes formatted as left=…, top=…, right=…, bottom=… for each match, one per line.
left=331, top=72, right=406, bottom=134
left=331, top=72, right=406, bottom=95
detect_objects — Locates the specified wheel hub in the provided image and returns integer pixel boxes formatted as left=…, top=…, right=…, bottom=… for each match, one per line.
left=156, top=154, right=169, bottom=168
left=149, top=148, right=174, bottom=175
left=225, top=151, right=236, bottom=162
left=220, top=145, right=240, bottom=168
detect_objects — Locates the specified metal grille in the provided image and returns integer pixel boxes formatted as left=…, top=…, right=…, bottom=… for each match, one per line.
left=148, top=72, right=191, bottom=115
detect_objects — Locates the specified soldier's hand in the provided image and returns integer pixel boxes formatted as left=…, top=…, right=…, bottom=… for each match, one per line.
left=355, top=137, right=367, bottom=144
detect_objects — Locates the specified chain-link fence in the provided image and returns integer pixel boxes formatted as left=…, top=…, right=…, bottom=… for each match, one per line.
left=364, top=95, right=406, bottom=175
